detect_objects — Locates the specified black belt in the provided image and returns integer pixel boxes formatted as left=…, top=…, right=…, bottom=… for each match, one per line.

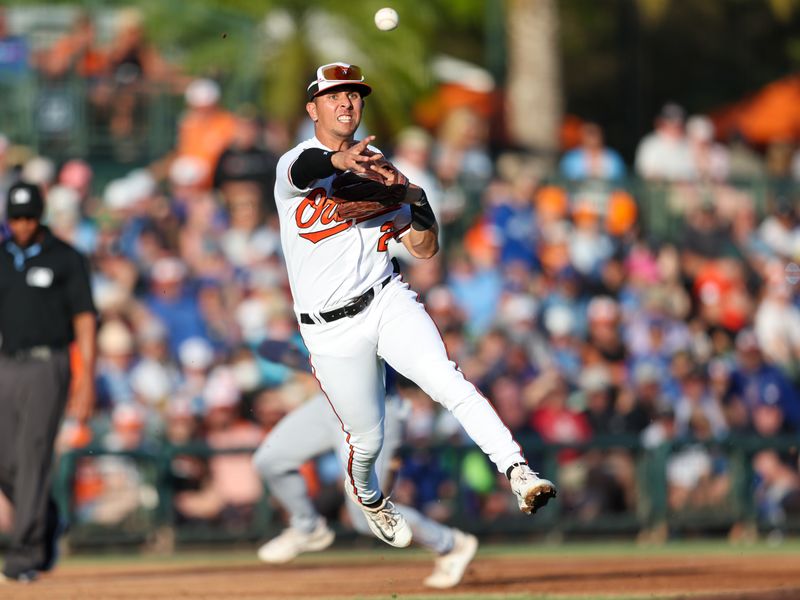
left=301, top=276, right=392, bottom=325
left=1, top=345, right=65, bottom=361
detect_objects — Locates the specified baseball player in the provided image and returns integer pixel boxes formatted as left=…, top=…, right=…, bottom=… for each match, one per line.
left=252, top=341, right=478, bottom=589
left=273, top=62, right=556, bottom=547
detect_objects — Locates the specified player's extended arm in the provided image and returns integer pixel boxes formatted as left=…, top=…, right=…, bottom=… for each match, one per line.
left=290, top=137, right=381, bottom=188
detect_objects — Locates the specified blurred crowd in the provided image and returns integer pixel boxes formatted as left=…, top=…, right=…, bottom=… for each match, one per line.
left=1, top=7, right=800, bottom=540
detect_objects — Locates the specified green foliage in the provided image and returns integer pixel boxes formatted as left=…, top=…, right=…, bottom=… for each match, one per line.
left=139, top=0, right=437, bottom=137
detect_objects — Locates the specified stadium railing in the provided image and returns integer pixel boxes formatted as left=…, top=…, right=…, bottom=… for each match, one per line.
left=41, top=434, right=798, bottom=550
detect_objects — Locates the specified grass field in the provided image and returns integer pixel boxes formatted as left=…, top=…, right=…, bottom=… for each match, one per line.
left=3, top=539, right=800, bottom=599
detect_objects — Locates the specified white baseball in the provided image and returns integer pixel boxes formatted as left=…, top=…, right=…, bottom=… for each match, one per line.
left=374, top=7, right=399, bottom=31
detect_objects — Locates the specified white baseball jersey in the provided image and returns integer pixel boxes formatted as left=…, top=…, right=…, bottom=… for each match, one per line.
left=274, top=137, right=411, bottom=316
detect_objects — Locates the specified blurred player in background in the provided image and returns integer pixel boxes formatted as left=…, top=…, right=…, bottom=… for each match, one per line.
left=252, top=339, right=478, bottom=589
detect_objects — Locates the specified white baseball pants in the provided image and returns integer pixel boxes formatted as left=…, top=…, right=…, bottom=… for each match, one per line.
left=300, top=277, right=525, bottom=506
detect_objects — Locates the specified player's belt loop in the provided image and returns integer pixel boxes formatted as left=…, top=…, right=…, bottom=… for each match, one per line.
left=372, top=276, right=389, bottom=300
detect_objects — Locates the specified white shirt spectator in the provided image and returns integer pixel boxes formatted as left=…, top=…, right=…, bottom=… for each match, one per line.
left=635, top=103, right=695, bottom=181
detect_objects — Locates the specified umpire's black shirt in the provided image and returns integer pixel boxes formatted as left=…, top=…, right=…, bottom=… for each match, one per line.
left=0, top=226, right=95, bottom=353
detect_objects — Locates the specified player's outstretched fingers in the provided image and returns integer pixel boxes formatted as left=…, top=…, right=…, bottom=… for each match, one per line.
left=348, top=137, right=383, bottom=173
left=333, top=136, right=379, bottom=173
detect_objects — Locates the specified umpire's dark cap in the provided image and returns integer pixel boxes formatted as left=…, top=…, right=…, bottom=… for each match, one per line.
left=6, top=181, right=44, bottom=220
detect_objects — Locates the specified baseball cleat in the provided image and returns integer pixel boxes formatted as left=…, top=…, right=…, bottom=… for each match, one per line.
left=345, top=484, right=412, bottom=548
left=0, top=569, right=38, bottom=584
left=509, top=464, right=557, bottom=515
left=257, top=519, right=335, bottom=564
left=424, top=529, right=478, bottom=589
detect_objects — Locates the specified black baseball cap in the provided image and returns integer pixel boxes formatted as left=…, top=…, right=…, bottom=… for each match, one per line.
left=307, top=62, right=372, bottom=101
left=6, top=182, right=44, bottom=221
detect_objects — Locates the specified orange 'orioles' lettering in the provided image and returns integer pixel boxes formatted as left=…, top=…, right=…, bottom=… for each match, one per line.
left=295, top=188, right=403, bottom=244
left=296, top=188, right=350, bottom=243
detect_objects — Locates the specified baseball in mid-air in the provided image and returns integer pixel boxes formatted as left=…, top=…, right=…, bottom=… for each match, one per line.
left=374, top=7, right=399, bottom=31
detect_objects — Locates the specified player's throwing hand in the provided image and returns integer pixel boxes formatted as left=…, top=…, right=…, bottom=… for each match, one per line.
left=331, top=136, right=383, bottom=174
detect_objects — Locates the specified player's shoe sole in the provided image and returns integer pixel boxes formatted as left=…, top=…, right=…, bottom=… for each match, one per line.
left=509, top=465, right=557, bottom=515
left=519, top=478, right=557, bottom=514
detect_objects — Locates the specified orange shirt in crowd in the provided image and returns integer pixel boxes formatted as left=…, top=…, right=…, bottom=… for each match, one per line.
left=177, top=109, right=238, bottom=188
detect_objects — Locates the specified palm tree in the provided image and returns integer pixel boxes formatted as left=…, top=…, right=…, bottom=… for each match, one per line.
left=504, top=0, right=563, bottom=159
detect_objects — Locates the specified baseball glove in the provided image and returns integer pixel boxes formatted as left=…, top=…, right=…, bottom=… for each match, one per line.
left=330, top=171, right=408, bottom=220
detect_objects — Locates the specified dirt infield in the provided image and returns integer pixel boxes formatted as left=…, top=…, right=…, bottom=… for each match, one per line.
left=1, top=546, right=799, bottom=599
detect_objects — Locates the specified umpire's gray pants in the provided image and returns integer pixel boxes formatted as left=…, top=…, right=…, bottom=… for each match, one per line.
left=0, top=349, right=70, bottom=577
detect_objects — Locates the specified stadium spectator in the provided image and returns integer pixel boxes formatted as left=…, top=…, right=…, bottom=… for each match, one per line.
left=666, top=409, right=731, bottom=512
left=174, top=78, right=237, bottom=189
left=634, top=103, right=694, bottom=181
left=729, top=328, right=800, bottom=431
left=95, top=8, right=180, bottom=160
left=752, top=450, right=800, bottom=539
left=213, top=108, right=279, bottom=217
left=673, top=366, right=729, bottom=440
left=485, top=154, right=540, bottom=270
left=753, top=260, right=800, bottom=376
left=447, top=250, right=503, bottom=337
left=95, top=319, right=137, bottom=410
left=559, top=122, right=626, bottom=181
left=218, top=181, right=280, bottom=270
left=390, top=126, right=442, bottom=220
left=568, top=201, right=614, bottom=280
left=175, top=367, right=264, bottom=526
left=686, top=115, right=730, bottom=182
left=37, top=11, right=105, bottom=81
left=629, top=362, right=670, bottom=430
left=144, top=257, right=208, bottom=357
left=757, top=197, right=800, bottom=260
left=175, top=336, right=216, bottom=413
left=433, top=107, right=493, bottom=243
left=0, top=8, right=28, bottom=81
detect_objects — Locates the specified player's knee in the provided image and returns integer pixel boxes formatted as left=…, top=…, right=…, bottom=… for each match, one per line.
left=407, top=356, right=471, bottom=404
left=252, top=443, right=289, bottom=480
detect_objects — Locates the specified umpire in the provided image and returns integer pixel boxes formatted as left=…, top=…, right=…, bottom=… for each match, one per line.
left=0, top=181, right=96, bottom=583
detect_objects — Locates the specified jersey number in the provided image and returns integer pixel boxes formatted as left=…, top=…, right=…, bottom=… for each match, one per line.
left=377, top=222, right=394, bottom=252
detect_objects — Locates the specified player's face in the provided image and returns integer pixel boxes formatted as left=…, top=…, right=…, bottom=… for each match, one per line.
left=308, top=88, right=364, bottom=142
